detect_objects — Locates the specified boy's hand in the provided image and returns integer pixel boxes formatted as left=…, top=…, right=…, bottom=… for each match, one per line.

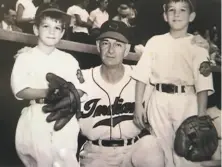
left=14, top=46, right=32, bottom=59
left=191, top=34, right=209, bottom=51
left=134, top=103, right=147, bottom=129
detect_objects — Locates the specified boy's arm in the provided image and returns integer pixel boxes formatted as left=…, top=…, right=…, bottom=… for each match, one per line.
left=16, top=88, right=48, bottom=100
left=197, top=91, right=208, bottom=116
left=134, top=80, right=146, bottom=129
left=192, top=47, right=214, bottom=116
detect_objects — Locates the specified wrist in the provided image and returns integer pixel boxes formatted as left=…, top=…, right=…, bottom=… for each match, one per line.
left=198, top=110, right=207, bottom=117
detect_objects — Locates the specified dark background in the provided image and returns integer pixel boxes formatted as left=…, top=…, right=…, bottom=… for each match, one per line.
left=0, top=0, right=221, bottom=166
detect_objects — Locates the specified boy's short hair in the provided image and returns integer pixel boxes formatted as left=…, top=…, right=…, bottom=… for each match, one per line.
left=34, top=3, right=70, bottom=29
left=164, top=0, right=196, bottom=13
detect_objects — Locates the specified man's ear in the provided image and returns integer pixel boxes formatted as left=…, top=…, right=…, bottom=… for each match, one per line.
left=33, top=24, right=39, bottom=36
left=189, top=12, right=196, bottom=22
left=124, top=44, right=131, bottom=57
left=96, top=40, right=101, bottom=53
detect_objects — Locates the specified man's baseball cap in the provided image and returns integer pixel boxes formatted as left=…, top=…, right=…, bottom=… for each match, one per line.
left=34, top=3, right=70, bottom=22
left=97, top=20, right=130, bottom=43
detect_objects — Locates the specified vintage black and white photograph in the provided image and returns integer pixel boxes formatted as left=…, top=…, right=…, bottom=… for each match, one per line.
left=0, top=0, right=221, bottom=166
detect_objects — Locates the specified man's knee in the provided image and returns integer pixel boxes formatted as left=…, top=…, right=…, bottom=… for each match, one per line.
left=132, top=135, right=165, bottom=167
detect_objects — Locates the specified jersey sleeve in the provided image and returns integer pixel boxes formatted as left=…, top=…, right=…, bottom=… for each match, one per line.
left=88, top=10, right=96, bottom=22
left=61, top=53, right=81, bottom=88
left=10, top=53, right=34, bottom=100
left=131, top=37, right=155, bottom=84
left=192, top=47, right=214, bottom=95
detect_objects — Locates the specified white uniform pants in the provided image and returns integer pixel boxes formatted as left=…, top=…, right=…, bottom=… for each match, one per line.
left=79, top=135, right=164, bottom=167
left=147, top=90, right=202, bottom=167
left=15, top=103, right=80, bottom=167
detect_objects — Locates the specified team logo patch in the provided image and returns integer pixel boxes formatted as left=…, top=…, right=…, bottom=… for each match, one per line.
left=76, top=69, right=85, bottom=83
left=199, top=61, right=212, bottom=77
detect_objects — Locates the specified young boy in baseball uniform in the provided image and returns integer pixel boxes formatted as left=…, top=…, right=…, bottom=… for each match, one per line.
left=132, top=0, right=214, bottom=167
left=11, top=3, right=80, bottom=167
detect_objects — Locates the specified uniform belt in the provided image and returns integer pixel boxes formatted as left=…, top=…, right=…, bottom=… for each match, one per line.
left=150, top=83, right=187, bottom=94
left=35, top=98, right=45, bottom=104
left=91, top=129, right=150, bottom=147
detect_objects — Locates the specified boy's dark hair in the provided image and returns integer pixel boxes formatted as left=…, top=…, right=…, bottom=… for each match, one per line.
left=34, top=3, right=70, bottom=29
left=164, top=0, right=196, bottom=13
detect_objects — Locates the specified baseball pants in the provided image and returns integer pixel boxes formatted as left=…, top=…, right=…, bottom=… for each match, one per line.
left=79, top=135, right=164, bottom=167
left=147, top=89, right=203, bottom=167
left=15, top=102, right=80, bottom=167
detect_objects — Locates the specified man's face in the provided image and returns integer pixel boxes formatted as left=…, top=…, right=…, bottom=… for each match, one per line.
left=164, top=1, right=195, bottom=31
left=100, top=0, right=109, bottom=9
left=4, top=9, right=16, bottom=25
left=99, top=38, right=127, bottom=67
left=34, top=17, right=65, bottom=47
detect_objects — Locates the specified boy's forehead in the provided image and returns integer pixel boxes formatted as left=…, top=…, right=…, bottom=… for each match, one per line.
left=168, top=1, right=190, bottom=7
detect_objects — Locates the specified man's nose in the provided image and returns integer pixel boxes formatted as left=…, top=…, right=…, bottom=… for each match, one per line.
left=108, top=43, right=115, bottom=53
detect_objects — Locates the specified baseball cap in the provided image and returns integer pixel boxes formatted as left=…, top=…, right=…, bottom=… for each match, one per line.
left=34, top=3, right=70, bottom=22
left=97, top=20, right=130, bottom=43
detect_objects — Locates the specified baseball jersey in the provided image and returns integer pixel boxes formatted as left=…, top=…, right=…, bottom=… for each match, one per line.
left=88, top=8, right=109, bottom=29
left=132, top=33, right=214, bottom=95
left=11, top=46, right=80, bottom=99
left=78, top=65, right=141, bottom=140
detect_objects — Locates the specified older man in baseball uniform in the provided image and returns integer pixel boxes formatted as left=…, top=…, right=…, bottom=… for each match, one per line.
left=77, top=20, right=165, bottom=167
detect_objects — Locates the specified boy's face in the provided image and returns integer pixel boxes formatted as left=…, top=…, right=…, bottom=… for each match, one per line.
left=33, top=16, right=65, bottom=47
left=164, top=1, right=195, bottom=31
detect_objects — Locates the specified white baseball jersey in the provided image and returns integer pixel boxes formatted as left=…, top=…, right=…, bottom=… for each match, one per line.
left=78, top=65, right=141, bottom=140
left=78, top=65, right=165, bottom=167
left=11, top=46, right=80, bottom=167
left=132, top=33, right=214, bottom=167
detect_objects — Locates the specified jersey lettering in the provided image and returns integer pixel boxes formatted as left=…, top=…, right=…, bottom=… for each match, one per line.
left=81, top=97, right=135, bottom=128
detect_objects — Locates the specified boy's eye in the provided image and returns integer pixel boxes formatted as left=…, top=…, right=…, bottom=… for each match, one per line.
left=55, top=26, right=62, bottom=30
left=42, top=25, right=49, bottom=28
left=168, top=8, right=175, bottom=12
left=180, top=8, right=186, bottom=12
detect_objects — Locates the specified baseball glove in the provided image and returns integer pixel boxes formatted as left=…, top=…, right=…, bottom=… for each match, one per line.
left=174, top=115, right=219, bottom=162
left=42, top=73, right=81, bottom=131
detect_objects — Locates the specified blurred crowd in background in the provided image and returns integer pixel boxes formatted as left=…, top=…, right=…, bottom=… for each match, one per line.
left=0, top=0, right=221, bottom=55
left=0, top=0, right=138, bottom=45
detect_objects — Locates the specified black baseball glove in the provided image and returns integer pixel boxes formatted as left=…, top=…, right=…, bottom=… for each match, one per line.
left=174, top=115, right=218, bottom=162
left=42, top=73, right=81, bottom=131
